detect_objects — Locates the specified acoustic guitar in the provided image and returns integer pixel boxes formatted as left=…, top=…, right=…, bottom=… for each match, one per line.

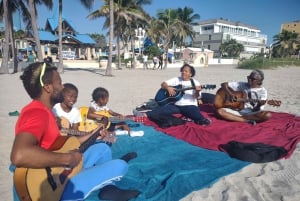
left=78, top=107, right=145, bottom=132
left=13, top=125, right=104, bottom=201
left=59, top=116, right=116, bottom=144
left=155, top=84, right=216, bottom=106
left=213, top=87, right=281, bottom=110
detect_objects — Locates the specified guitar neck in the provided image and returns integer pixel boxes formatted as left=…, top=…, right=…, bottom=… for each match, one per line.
left=61, top=128, right=89, bottom=136
left=175, top=84, right=216, bottom=92
left=79, top=126, right=103, bottom=153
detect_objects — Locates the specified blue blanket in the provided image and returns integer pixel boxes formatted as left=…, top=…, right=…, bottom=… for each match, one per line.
left=87, top=123, right=249, bottom=201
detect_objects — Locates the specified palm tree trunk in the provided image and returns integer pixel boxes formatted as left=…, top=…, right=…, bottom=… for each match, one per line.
left=0, top=0, right=10, bottom=74
left=117, top=34, right=121, bottom=69
left=58, top=0, right=64, bottom=73
left=106, top=0, right=113, bottom=76
left=28, top=0, right=43, bottom=61
left=8, top=11, right=18, bottom=73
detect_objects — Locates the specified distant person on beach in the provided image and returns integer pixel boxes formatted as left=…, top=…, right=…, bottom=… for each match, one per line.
left=142, top=54, right=148, bottom=69
left=213, top=69, right=274, bottom=125
left=152, top=56, right=158, bottom=69
left=52, top=83, right=81, bottom=130
left=27, top=52, right=35, bottom=62
left=157, top=55, right=163, bottom=70
left=133, top=63, right=211, bottom=126
left=10, top=62, right=140, bottom=201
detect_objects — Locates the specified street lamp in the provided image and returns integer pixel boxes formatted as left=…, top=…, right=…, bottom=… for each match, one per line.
left=135, top=27, right=146, bottom=56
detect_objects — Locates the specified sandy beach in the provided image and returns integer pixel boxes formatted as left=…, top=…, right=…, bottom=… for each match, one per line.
left=1, top=64, right=299, bottom=201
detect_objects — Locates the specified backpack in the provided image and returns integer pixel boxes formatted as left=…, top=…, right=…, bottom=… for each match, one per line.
left=148, top=113, right=186, bottom=128
left=219, top=141, right=288, bottom=163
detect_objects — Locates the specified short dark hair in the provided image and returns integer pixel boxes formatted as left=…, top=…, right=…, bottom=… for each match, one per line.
left=180, top=63, right=196, bottom=77
left=20, top=62, right=57, bottom=99
left=92, top=87, right=109, bottom=101
left=63, top=83, right=78, bottom=94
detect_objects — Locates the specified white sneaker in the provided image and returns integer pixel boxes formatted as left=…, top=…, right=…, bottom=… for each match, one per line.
left=115, top=130, right=129, bottom=135
left=129, top=130, right=144, bottom=137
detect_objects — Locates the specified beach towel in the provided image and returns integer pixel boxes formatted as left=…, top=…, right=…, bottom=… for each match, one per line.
left=86, top=123, right=249, bottom=201
left=143, top=104, right=300, bottom=160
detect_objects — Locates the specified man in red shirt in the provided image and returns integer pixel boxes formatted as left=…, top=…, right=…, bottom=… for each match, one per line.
left=11, top=62, right=140, bottom=201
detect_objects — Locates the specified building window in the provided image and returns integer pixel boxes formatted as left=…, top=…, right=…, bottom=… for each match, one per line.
left=209, top=35, right=211, bottom=40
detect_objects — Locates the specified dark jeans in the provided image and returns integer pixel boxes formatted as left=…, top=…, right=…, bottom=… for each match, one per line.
left=146, top=104, right=205, bottom=122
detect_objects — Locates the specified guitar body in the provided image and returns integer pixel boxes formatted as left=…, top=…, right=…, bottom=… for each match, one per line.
left=14, top=136, right=82, bottom=201
left=214, top=88, right=247, bottom=110
left=214, top=88, right=281, bottom=110
left=78, top=106, right=101, bottom=132
left=155, top=84, right=216, bottom=106
left=155, top=85, right=185, bottom=106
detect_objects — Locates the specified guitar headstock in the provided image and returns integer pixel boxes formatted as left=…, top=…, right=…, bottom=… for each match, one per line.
left=267, top=99, right=282, bottom=107
left=201, top=84, right=216, bottom=90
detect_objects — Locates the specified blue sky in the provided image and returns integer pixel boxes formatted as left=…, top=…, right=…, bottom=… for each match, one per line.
left=33, top=0, right=300, bottom=45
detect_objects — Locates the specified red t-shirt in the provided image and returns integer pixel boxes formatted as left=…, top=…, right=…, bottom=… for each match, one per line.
left=15, top=100, right=60, bottom=149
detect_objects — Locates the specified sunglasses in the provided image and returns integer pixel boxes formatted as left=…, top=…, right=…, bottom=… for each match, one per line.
left=247, top=76, right=259, bottom=81
left=39, top=63, right=46, bottom=87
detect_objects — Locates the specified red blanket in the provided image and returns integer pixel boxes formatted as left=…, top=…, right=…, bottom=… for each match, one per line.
left=143, top=104, right=300, bottom=158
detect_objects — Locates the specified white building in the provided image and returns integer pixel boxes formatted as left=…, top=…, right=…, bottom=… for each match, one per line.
left=193, top=18, right=267, bottom=58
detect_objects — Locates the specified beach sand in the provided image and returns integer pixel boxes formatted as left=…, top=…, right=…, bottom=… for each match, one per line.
left=1, top=64, right=299, bottom=200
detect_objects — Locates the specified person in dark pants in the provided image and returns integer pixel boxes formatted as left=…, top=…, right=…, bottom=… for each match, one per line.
left=133, top=63, right=211, bottom=126
left=157, top=55, right=163, bottom=70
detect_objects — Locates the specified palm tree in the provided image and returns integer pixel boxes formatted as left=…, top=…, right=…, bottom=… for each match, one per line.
left=107, top=0, right=114, bottom=75
left=0, top=0, right=52, bottom=73
left=172, top=7, right=200, bottom=50
left=0, top=0, right=10, bottom=74
left=272, top=29, right=299, bottom=58
left=0, top=0, right=29, bottom=73
left=147, top=7, right=198, bottom=68
left=88, top=0, right=151, bottom=73
left=219, top=39, right=244, bottom=58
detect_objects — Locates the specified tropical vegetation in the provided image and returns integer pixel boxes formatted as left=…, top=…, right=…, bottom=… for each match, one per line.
left=0, top=1, right=300, bottom=74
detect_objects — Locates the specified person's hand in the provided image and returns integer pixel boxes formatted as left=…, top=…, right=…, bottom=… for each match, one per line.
left=195, top=86, right=203, bottom=91
left=228, top=93, right=238, bottom=102
left=97, top=129, right=109, bottom=140
left=68, top=150, right=82, bottom=168
left=167, top=87, right=176, bottom=96
left=258, top=100, right=267, bottom=105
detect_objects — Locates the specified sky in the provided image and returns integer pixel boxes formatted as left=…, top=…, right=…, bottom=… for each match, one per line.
left=30, top=0, right=300, bottom=45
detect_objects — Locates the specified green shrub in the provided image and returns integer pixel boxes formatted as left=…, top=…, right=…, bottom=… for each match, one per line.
left=238, top=57, right=300, bottom=69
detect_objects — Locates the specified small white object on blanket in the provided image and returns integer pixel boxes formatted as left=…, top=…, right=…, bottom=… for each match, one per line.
left=130, top=130, right=144, bottom=137
left=115, top=130, right=129, bottom=135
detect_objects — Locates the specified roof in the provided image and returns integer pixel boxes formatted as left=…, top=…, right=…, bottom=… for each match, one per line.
left=39, top=30, right=58, bottom=41
left=184, top=47, right=214, bottom=53
left=197, top=18, right=259, bottom=30
left=37, top=7, right=95, bottom=45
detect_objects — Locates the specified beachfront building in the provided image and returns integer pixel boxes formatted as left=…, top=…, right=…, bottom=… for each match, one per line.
left=9, top=9, right=97, bottom=61
left=192, top=18, right=267, bottom=59
left=281, top=20, right=300, bottom=35
left=181, top=47, right=214, bottom=67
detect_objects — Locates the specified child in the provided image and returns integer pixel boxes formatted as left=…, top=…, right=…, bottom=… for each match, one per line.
left=53, top=84, right=116, bottom=143
left=52, top=83, right=81, bottom=130
left=87, top=87, right=131, bottom=133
